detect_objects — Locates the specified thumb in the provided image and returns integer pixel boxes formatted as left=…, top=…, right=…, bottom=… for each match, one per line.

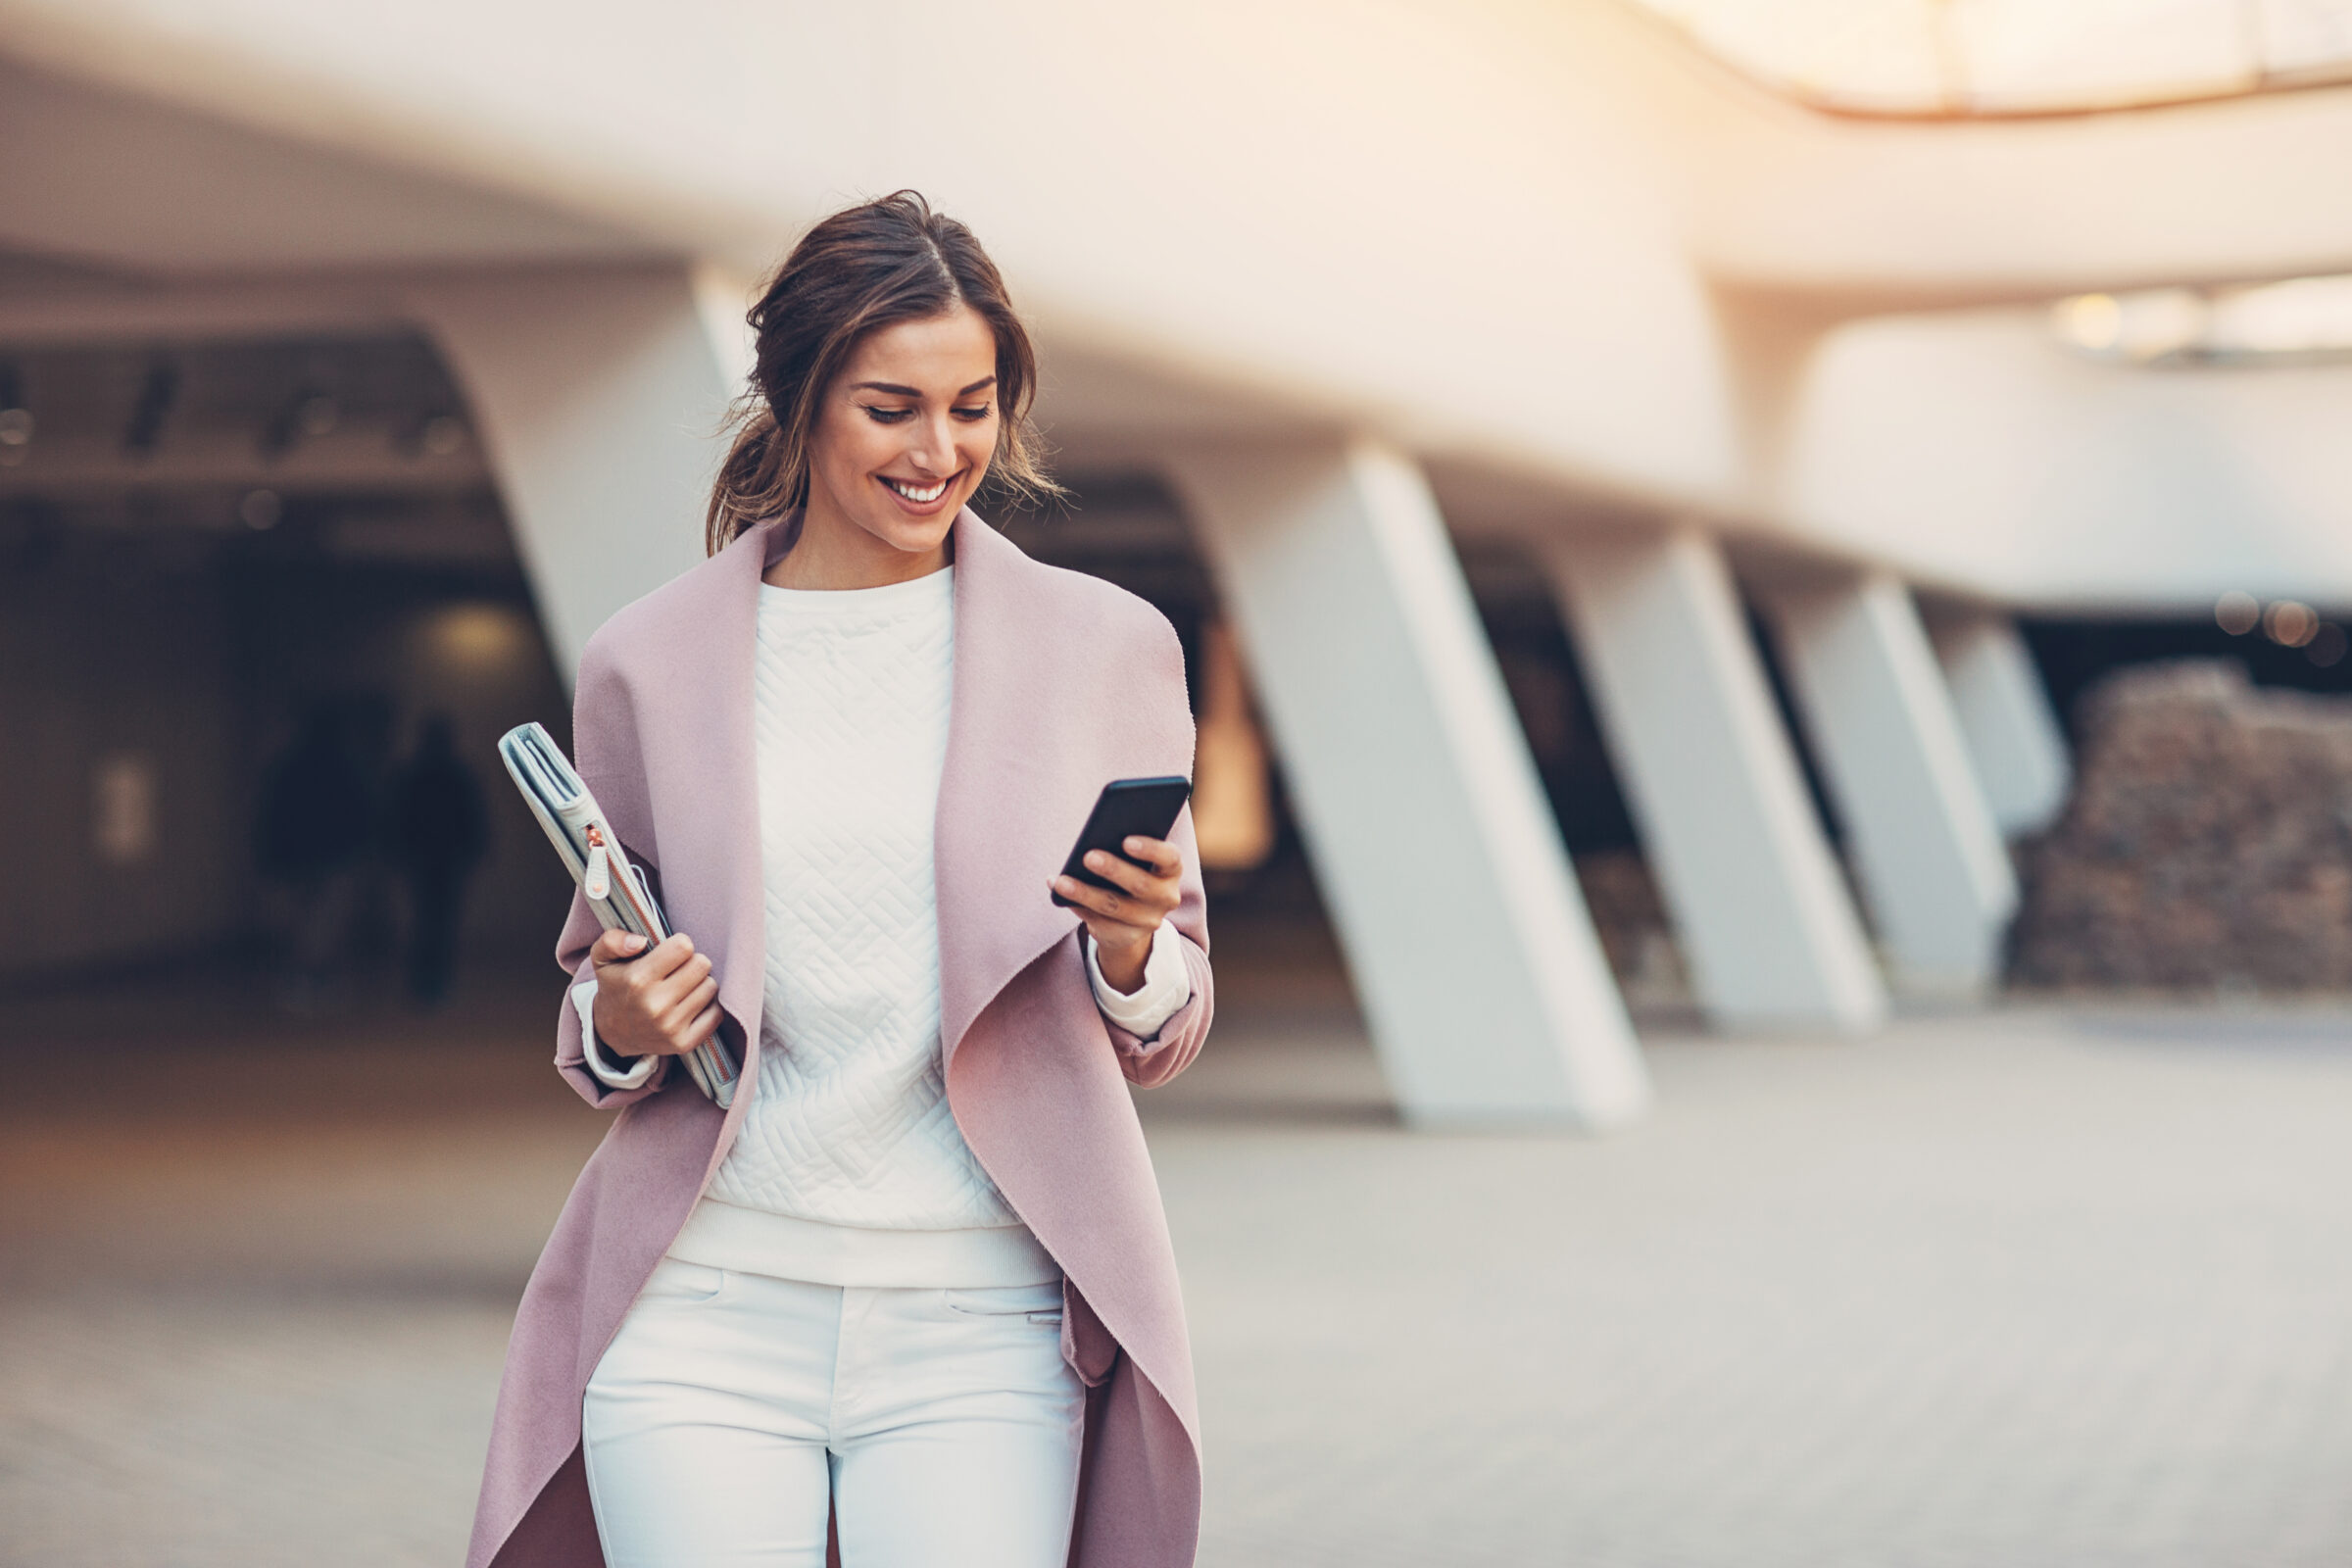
left=594, top=929, right=651, bottom=964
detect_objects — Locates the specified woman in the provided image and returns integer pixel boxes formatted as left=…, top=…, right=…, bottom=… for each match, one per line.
left=466, top=193, right=1213, bottom=1568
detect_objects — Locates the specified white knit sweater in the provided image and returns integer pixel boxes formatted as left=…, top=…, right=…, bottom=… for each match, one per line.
left=577, top=565, right=1189, bottom=1288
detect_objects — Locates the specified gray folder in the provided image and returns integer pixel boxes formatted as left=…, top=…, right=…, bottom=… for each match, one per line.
left=498, top=722, right=739, bottom=1106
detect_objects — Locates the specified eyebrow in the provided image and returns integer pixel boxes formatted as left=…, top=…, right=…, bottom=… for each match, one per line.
left=851, top=376, right=998, bottom=398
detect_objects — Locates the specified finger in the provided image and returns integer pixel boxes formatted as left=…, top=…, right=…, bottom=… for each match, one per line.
left=1084, top=850, right=1180, bottom=912
left=662, top=976, right=720, bottom=1035
left=649, top=998, right=722, bottom=1055
left=636, top=934, right=697, bottom=982
left=1054, top=874, right=1126, bottom=921
left=1080, top=849, right=1156, bottom=899
left=1083, top=849, right=1179, bottom=906
left=592, top=928, right=654, bottom=966
left=646, top=959, right=710, bottom=1018
left=1121, top=836, right=1185, bottom=877
left=679, top=1003, right=724, bottom=1051
left=1055, top=874, right=1158, bottom=934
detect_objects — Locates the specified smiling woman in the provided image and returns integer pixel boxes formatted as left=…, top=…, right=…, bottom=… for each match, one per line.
left=468, top=191, right=1215, bottom=1568
left=767, top=309, right=1004, bottom=588
left=706, top=190, right=1058, bottom=559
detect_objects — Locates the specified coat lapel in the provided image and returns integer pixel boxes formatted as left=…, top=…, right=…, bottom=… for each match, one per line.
left=935, top=508, right=1091, bottom=1063
left=631, top=521, right=776, bottom=1062
left=650, top=510, right=1116, bottom=1082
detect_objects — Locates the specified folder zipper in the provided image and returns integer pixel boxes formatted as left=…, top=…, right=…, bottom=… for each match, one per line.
left=583, top=825, right=612, bottom=902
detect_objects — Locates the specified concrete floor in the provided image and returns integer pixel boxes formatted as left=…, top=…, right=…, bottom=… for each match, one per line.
left=6, top=966, right=2352, bottom=1566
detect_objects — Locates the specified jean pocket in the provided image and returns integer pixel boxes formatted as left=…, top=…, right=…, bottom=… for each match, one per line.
left=943, top=1283, right=1064, bottom=1325
left=639, top=1255, right=729, bottom=1305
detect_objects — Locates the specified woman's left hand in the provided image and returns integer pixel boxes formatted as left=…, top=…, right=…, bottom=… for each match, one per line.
left=1053, top=835, right=1182, bottom=995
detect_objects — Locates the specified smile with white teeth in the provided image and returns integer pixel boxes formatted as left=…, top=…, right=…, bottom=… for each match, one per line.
left=883, top=475, right=950, bottom=504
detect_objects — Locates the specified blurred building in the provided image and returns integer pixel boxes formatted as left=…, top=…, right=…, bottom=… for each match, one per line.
left=5, top=0, right=2352, bottom=1123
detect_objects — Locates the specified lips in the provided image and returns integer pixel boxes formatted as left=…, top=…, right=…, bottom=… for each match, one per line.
left=882, top=475, right=950, bottom=504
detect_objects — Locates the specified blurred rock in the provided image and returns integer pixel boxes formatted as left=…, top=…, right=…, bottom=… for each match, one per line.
left=2010, top=661, right=2352, bottom=991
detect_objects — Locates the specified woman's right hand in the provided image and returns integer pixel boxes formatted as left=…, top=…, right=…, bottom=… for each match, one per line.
left=590, top=930, right=722, bottom=1059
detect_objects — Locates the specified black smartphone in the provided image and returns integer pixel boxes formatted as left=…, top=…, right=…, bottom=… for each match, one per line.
left=1051, top=776, right=1193, bottom=906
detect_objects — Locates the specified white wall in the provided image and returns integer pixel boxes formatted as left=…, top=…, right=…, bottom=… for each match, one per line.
left=5, top=0, right=2352, bottom=610
left=1782, top=307, right=2352, bottom=610
left=0, top=0, right=1744, bottom=511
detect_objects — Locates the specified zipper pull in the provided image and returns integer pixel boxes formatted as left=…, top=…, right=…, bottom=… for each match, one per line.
left=583, top=825, right=611, bottom=901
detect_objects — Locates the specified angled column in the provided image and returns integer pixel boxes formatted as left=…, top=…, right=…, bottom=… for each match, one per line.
left=1760, top=572, right=2017, bottom=996
left=1163, top=438, right=1650, bottom=1130
left=406, top=263, right=732, bottom=680
left=1544, top=529, right=1886, bottom=1032
left=1926, top=609, right=2072, bottom=839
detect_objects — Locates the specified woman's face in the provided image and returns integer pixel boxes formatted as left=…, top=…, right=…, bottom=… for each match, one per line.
left=804, top=304, right=1001, bottom=560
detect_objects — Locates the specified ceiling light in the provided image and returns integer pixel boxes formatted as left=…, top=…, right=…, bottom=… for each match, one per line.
left=2264, top=600, right=2319, bottom=648
left=2055, top=273, right=2352, bottom=366
left=2215, top=591, right=2260, bottom=634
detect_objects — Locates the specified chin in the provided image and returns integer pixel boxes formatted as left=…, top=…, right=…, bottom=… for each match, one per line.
left=861, top=510, right=956, bottom=557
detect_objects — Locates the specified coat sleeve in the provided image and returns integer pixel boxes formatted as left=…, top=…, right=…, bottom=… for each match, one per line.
left=1104, top=804, right=1213, bottom=1090
left=552, top=886, right=674, bottom=1108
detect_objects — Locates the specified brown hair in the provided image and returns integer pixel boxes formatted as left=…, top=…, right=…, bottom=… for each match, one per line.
left=705, top=191, right=1057, bottom=555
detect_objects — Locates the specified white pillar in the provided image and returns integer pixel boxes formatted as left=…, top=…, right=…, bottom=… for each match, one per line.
left=1761, top=572, right=2018, bottom=995
left=405, top=263, right=733, bottom=680
left=688, top=261, right=760, bottom=391
left=1163, top=439, right=1650, bottom=1130
left=1927, top=610, right=2072, bottom=839
left=1544, top=530, right=1886, bottom=1032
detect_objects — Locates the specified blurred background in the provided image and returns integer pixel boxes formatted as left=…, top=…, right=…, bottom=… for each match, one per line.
left=7, top=2, right=2352, bottom=1563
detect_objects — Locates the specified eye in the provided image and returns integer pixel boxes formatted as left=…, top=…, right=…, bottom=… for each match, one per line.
left=862, top=405, right=915, bottom=424
left=952, top=404, right=994, bottom=422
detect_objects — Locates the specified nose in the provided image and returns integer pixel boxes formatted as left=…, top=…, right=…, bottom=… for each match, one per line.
left=907, top=412, right=956, bottom=475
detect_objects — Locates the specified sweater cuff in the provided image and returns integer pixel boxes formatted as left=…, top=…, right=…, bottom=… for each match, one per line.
left=572, top=978, right=659, bottom=1091
left=1086, top=920, right=1191, bottom=1040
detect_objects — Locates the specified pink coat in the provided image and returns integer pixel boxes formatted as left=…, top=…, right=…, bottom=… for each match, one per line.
left=467, top=509, right=1213, bottom=1568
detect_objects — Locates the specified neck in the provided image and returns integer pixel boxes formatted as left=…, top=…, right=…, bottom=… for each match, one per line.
left=763, top=500, right=951, bottom=591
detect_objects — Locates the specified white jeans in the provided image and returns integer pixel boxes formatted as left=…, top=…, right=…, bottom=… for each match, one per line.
left=581, top=1257, right=1085, bottom=1568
